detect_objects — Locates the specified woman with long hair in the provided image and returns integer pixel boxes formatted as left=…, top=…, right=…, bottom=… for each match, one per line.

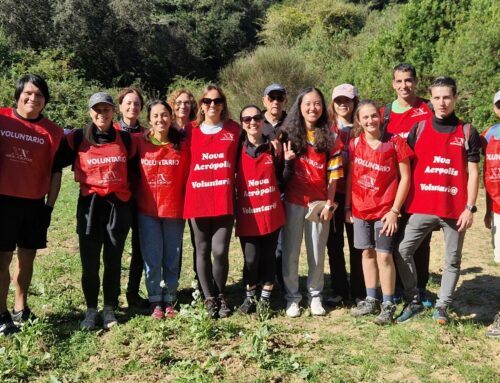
left=281, top=87, right=343, bottom=317
left=183, top=85, right=240, bottom=318
left=167, top=88, right=197, bottom=134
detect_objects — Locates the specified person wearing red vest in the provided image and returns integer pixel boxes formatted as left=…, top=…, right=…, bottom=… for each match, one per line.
left=280, top=87, right=343, bottom=318
left=235, top=105, right=294, bottom=315
left=345, top=100, right=413, bottom=325
left=114, top=87, right=149, bottom=309
left=395, top=77, right=481, bottom=325
left=482, top=90, right=500, bottom=265
left=183, top=85, right=239, bottom=319
left=61, top=92, right=136, bottom=330
left=134, top=100, right=190, bottom=320
left=0, top=74, right=63, bottom=335
left=325, top=83, right=365, bottom=306
left=382, top=63, right=434, bottom=307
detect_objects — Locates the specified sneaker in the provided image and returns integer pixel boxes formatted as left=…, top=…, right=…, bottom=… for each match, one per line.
left=80, top=308, right=99, bottom=330
left=433, top=306, right=448, bottom=325
left=204, top=297, right=219, bottom=319
left=419, top=288, right=433, bottom=309
left=238, top=296, right=256, bottom=315
left=256, top=299, right=272, bottom=319
left=218, top=295, right=232, bottom=318
left=102, top=306, right=118, bottom=330
left=351, top=297, right=380, bottom=317
left=396, top=301, right=424, bottom=323
left=11, top=307, right=37, bottom=326
left=310, top=297, right=326, bottom=316
left=486, top=312, right=500, bottom=338
left=150, top=304, right=164, bottom=320
left=0, top=311, right=19, bottom=336
left=126, top=292, right=149, bottom=309
left=286, top=301, right=300, bottom=318
left=325, top=295, right=345, bottom=307
left=374, top=301, right=397, bottom=325
left=164, top=304, right=176, bottom=319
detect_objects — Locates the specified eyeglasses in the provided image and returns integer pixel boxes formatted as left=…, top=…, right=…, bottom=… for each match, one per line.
left=241, top=114, right=264, bottom=123
left=201, top=97, right=224, bottom=106
left=175, top=101, right=191, bottom=107
left=268, top=94, right=285, bottom=102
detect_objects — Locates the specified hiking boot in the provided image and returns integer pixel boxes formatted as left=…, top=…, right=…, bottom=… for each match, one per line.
left=0, top=311, right=19, bottom=336
left=433, top=306, right=448, bottom=325
left=164, top=304, right=176, bottom=319
left=204, top=297, right=219, bottom=319
left=396, top=301, right=424, bottom=323
left=126, top=292, right=149, bottom=309
left=310, top=296, right=326, bottom=316
left=419, top=288, right=433, bottom=309
left=80, top=308, right=99, bottom=330
left=351, top=297, right=380, bottom=317
left=238, top=296, right=256, bottom=315
left=218, top=295, right=231, bottom=318
left=102, top=306, right=118, bottom=330
left=374, top=301, right=397, bottom=325
left=11, top=307, right=37, bottom=326
left=286, top=301, right=300, bottom=318
left=256, top=299, right=272, bottom=319
left=486, top=312, right=500, bottom=338
left=150, top=304, right=164, bottom=320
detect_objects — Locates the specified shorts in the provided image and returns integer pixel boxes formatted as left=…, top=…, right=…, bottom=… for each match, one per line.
left=353, top=217, right=396, bottom=254
left=0, top=194, right=49, bottom=251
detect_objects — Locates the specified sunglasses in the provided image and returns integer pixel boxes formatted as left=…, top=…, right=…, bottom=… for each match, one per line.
left=201, top=97, right=224, bottom=106
left=268, top=94, right=285, bottom=102
left=241, top=114, right=264, bottom=123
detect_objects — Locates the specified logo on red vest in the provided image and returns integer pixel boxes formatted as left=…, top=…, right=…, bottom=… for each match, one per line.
left=100, top=170, right=122, bottom=184
left=450, top=137, right=465, bottom=147
left=220, top=132, right=235, bottom=141
left=358, top=175, right=378, bottom=190
left=489, top=167, right=500, bottom=181
left=5, top=146, right=32, bottom=163
left=410, top=108, right=429, bottom=118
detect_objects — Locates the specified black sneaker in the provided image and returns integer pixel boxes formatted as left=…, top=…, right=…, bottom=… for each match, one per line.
left=374, top=301, right=396, bottom=325
left=432, top=306, right=449, bottom=325
left=204, top=297, right=219, bottom=319
left=351, top=297, right=380, bottom=317
left=238, top=296, right=256, bottom=315
left=218, top=295, right=232, bottom=318
left=396, top=301, right=424, bottom=323
left=0, top=311, right=19, bottom=336
left=126, top=292, right=150, bottom=309
left=11, top=307, right=37, bottom=326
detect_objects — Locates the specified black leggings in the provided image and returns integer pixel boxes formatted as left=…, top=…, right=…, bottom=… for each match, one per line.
left=240, top=229, right=280, bottom=288
left=190, top=215, right=233, bottom=299
left=127, top=202, right=144, bottom=295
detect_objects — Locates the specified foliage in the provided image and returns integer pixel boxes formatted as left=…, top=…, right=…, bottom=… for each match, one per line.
left=220, top=45, right=323, bottom=115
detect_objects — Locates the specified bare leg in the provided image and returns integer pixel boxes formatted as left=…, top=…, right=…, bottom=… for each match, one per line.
left=377, top=251, right=396, bottom=296
left=361, top=249, right=378, bottom=289
left=12, top=248, right=36, bottom=311
left=0, top=251, right=14, bottom=313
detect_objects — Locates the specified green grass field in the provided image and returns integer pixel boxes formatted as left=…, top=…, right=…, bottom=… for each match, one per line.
left=1, top=172, right=499, bottom=382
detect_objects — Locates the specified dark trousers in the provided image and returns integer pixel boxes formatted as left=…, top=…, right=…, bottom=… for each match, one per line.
left=326, top=193, right=365, bottom=301
left=77, top=195, right=131, bottom=308
left=240, top=229, right=280, bottom=287
left=127, top=202, right=144, bottom=295
left=190, top=215, right=233, bottom=299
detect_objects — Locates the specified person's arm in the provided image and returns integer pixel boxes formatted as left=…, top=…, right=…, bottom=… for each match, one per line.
left=456, top=161, right=479, bottom=232
left=485, top=192, right=492, bottom=229
left=380, top=158, right=411, bottom=236
left=46, top=172, right=61, bottom=208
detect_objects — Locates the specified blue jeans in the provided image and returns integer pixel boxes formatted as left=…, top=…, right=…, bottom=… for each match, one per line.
left=138, top=213, right=185, bottom=303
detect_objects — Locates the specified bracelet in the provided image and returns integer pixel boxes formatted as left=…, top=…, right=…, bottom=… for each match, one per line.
left=391, top=207, right=400, bottom=215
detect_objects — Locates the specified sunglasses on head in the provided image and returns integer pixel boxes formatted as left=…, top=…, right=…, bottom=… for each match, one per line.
left=241, top=114, right=264, bottom=123
left=268, top=94, right=285, bottom=102
left=201, top=97, right=224, bottom=106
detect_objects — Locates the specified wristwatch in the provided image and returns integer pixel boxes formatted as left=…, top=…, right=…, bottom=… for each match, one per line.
left=466, top=205, right=477, bottom=213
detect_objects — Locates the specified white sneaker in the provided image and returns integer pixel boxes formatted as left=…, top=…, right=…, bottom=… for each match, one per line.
left=80, top=308, right=98, bottom=330
left=310, top=297, right=326, bottom=316
left=286, top=302, right=300, bottom=318
left=101, top=306, right=118, bottom=330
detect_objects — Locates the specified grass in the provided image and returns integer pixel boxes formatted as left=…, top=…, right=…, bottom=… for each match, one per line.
left=0, top=172, right=499, bottom=382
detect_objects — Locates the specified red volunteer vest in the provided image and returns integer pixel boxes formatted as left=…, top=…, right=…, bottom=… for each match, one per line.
left=285, top=144, right=328, bottom=207
left=406, top=119, right=468, bottom=219
left=350, top=134, right=411, bottom=220
left=183, top=120, right=239, bottom=218
left=136, top=136, right=190, bottom=218
left=0, top=108, right=63, bottom=199
left=235, top=147, right=285, bottom=236
left=483, top=125, right=500, bottom=214
left=382, top=99, right=431, bottom=138
left=69, top=130, right=131, bottom=201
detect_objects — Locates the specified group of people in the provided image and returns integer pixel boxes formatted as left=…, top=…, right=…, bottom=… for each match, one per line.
left=0, top=63, right=499, bottom=338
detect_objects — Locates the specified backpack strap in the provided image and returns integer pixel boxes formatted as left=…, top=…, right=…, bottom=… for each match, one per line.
left=381, top=102, right=392, bottom=135
left=462, top=123, right=470, bottom=151
left=415, top=120, right=427, bottom=143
